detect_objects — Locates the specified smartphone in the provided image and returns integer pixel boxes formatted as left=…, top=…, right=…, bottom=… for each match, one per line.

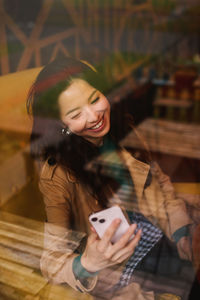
left=89, top=206, right=133, bottom=244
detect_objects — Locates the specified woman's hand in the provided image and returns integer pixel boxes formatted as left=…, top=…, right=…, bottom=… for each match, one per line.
left=177, top=236, right=193, bottom=261
left=81, top=219, right=141, bottom=273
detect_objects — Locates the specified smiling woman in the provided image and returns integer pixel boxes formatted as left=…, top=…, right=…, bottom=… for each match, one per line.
left=58, top=79, right=110, bottom=146
left=27, top=56, right=117, bottom=209
left=27, top=56, right=196, bottom=300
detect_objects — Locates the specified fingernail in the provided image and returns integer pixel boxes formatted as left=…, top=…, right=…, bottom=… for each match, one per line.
left=130, top=224, right=136, bottom=230
left=115, top=219, right=121, bottom=224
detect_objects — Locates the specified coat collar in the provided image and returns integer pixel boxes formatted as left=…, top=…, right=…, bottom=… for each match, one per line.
left=41, top=150, right=150, bottom=196
left=40, top=158, right=77, bottom=183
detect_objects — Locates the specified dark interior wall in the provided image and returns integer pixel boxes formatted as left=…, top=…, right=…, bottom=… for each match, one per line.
left=0, top=0, right=199, bottom=76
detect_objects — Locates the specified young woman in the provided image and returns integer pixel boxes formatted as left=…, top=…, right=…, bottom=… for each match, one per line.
left=27, top=57, right=193, bottom=300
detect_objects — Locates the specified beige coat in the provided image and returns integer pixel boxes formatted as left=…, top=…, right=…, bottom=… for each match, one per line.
left=39, top=149, right=192, bottom=299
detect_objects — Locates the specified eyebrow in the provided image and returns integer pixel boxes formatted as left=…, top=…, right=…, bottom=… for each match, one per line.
left=65, top=89, right=97, bottom=116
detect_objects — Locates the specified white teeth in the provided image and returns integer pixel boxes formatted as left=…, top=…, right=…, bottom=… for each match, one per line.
left=90, top=119, right=103, bottom=129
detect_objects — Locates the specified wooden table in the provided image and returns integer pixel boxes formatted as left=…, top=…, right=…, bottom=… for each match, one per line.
left=0, top=211, right=92, bottom=300
left=120, top=118, right=200, bottom=160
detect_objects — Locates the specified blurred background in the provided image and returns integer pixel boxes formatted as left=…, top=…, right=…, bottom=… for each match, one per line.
left=0, top=0, right=200, bottom=299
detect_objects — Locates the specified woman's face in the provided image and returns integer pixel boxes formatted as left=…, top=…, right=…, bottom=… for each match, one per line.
left=58, top=79, right=110, bottom=145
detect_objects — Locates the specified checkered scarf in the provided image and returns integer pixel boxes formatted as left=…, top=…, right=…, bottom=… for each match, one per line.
left=114, top=211, right=163, bottom=289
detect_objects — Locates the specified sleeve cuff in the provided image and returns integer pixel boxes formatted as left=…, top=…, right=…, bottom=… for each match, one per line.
left=172, top=225, right=191, bottom=243
left=73, top=254, right=99, bottom=278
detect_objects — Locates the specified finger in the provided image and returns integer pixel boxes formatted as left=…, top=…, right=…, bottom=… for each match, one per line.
left=99, top=219, right=121, bottom=249
left=110, top=224, right=137, bottom=254
left=112, top=251, right=133, bottom=264
left=186, top=240, right=193, bottom=261
left=180, top=252, right=188, bottom=261
left=90, top=226, right=96, bottom=233
left=88, top=230, right=99, bottom=243
left=111, top=229, right=142, bottom=262
left=125, top=228, right=142, bottom=250
left=184, top=245, right=192, bottom=261
left=178, top=238, right=192, bottom=261
left=131, top=228, right=142, bottom=246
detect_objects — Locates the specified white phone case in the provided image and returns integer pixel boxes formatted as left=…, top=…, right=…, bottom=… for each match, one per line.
left=89, top=206, right=131, bottom=244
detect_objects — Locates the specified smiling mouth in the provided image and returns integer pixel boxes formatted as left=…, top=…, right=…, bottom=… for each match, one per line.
left=88, top=116, right=105, bottom=131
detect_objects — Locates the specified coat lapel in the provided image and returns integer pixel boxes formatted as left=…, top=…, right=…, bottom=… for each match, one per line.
left=119, top=149, right=150, bottom=201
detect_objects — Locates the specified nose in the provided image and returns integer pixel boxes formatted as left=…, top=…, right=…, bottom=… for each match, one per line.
left=85, top=106, right=98, bottom=123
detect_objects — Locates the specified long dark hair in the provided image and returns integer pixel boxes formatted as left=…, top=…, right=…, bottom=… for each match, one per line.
left=27, top=56, right=127, bottom=207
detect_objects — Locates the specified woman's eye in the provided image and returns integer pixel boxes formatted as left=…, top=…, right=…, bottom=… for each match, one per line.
left=71, top=113, right=81, bottom=119
left=91, top=96, right=100, bottom=104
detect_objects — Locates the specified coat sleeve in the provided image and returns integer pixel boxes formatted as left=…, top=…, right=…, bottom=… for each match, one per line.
left=150, top=161, right=193, bottom=239
left=39, top=164, right=97, bottom=293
